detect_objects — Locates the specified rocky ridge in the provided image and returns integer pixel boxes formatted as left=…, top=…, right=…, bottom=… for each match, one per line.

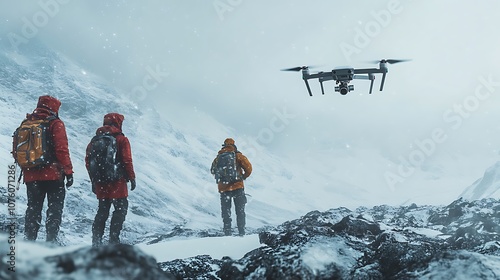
left=160, top=198, right=500, bottom=279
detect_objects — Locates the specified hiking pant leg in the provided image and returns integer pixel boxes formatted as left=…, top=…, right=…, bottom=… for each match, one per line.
left=234, top=189, right=247, bottom=234
left=25, top=181, right=46, bottom=240
left=93, top=199, right=112, bottom=246
left=109, top=198, right=128, bottom=244
left=45, top=180, right=66, bottom=241
left=220, top=192, right=232, bottom=233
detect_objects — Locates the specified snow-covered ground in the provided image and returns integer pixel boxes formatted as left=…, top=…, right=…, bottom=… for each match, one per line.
left=3, top=233, right=260, bottom=267
left=137, top=234, right=261, bottom=262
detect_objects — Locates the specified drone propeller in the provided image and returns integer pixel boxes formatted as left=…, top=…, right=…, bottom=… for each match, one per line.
left=371, top=59, right=411, bottom=64
left=280, top=65, right=322, bottom=72
left=281, top=66, right=308, bottom=72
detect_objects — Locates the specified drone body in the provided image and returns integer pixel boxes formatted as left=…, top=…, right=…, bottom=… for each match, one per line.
left=282, top=59, right=408, bottom=96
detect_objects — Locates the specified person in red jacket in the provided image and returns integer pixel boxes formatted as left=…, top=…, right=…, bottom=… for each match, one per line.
left=85, top=113, right=136, bottom=247
left=21, top=95, right=74, bottom=242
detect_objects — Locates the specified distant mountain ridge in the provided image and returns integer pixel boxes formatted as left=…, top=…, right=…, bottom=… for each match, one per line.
left=460, top=161, right=500, bottom=201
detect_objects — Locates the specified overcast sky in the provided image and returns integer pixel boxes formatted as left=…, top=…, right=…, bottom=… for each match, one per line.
left=2, top=0, right=500, bottom=166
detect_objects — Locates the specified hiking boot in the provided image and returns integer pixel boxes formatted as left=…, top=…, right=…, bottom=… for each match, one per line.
left=92, top=236, right=102, bottom=248
left=223, top=228, right=232, bottom=236
left=24, top=233, right=37, bottom=241
left=46, top=233, right=57, bottom=243
left=45, top=234, right=62, bottom=247
left=109, top=234, right=121, bottom=245
left=238, top=228, right=245, bottom=236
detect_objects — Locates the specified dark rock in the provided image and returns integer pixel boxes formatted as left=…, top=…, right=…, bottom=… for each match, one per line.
left=332, top=215, right=382, bottom=239
left=159, top=254, right=221, bottom=280
left=45, top=244, right=174, bottom=279
left=218, top=246, right=308, bottom=279
left=367, top=231, right=443, bottom=279
left=413, top=250, right=500, bottom=279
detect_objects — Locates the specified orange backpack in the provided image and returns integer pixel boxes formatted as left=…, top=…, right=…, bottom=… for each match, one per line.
left=12, top=116, right=56, bottom=168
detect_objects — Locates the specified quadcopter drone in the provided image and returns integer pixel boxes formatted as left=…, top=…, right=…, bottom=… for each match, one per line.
left=281, top=59, right=409, bottom=96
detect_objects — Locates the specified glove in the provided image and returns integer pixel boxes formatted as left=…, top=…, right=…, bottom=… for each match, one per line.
left=130, top=179, right=136, bottom=191
left=66, top=174, right=74, bottom=187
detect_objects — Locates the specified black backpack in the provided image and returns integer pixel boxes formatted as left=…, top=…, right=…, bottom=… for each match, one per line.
left=213, top=151, right=242, bottom=184
left=88, top=133, right=124, bottom=183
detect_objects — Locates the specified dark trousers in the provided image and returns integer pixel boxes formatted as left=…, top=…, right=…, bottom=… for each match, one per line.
left=25, top=180, right=65, bottom=241
left=220, top=188, right=247, bottom=233
left=92, top=198, right=128, bottom=246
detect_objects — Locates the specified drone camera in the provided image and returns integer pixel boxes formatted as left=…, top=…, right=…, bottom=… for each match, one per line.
left=335, top=84, right=354, bottom=95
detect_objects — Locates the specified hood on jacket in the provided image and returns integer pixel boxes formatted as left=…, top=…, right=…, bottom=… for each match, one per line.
left=223, top=138, right=235, bottom=146
left=219, top=138, right=238, bottom=153
left=222, top=138, right=238, bottom=149
left=103, top=113, right=124, bottom=130
left=36, top=95, right=61, bottom=115
left=96, top=125, right=122, bottom=136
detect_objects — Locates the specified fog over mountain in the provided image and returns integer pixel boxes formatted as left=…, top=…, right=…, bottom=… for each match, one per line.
left=2, top=1, right=500, bottom=279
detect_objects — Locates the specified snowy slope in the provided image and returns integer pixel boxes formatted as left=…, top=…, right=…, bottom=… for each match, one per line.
left=0, top=41, right=385, bottom=247
left=460, top=161, right=500, bottom=201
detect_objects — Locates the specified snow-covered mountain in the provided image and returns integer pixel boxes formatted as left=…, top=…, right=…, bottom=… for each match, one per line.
left=0, top=40, right=380, bottom=247
left=0, top=42, right=269, bottom=244
left=3, top=40, right=500, bottom=279
left=460, top=161, right=500, bottom=201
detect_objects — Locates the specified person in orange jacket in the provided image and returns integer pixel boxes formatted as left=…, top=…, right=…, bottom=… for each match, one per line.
left=85, top=113, right=136, bottom=247
left=20, top=95, right=74, bottom=243
left=211, top=138, right=252, bottom=236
